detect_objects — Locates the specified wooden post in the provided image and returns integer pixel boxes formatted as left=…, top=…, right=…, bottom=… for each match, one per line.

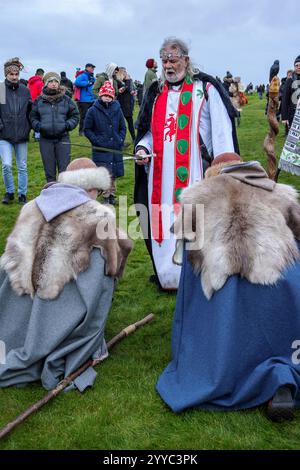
left=264, top=76, right=280, bottom=180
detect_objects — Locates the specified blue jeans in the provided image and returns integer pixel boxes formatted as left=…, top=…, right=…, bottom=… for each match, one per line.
left=0, top=140, right=28, bottom=195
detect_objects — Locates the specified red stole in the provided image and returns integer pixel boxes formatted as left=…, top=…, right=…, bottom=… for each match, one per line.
left=151, top=77, right=193, bottom=244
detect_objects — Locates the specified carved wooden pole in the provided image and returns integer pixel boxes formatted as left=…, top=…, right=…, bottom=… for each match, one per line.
left=264, top=76, right=280, bottom=180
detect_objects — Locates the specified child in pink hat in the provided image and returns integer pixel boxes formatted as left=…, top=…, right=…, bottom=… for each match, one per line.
left=84, top=81, right=127, bottom=205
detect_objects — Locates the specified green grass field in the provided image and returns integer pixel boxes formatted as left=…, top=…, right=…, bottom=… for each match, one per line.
left=0, top=94, right=299, bottom=450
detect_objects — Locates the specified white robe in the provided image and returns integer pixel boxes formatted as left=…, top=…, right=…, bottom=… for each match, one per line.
left=138, top=80, right=234, bottom=289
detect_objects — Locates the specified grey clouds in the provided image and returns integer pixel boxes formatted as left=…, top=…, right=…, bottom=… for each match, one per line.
left=0, top=0, right=298, bottom=85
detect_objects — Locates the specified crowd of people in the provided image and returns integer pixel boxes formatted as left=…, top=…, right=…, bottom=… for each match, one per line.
left=0, top=57, right=159, bottom=206
left=0, top=39, right=300, bottom=424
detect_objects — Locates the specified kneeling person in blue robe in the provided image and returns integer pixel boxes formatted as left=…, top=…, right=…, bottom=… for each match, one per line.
left=157, top=152, right=300, bottom=422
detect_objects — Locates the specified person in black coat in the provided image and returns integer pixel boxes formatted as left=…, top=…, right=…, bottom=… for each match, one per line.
left=134, top=80, right=143, bottom=106
left=222, top=71, right=233, bottom=96
left=30, top=72, right=79, bottom=182
left=84, top=81, right=126, bottom=205
left=117, top=70, right=136, bottom=143
left=281, top=56, right=300, bottom=130
left=60, top=71, right=74, bottom=98
left=0, top=58, right=32, bottom=205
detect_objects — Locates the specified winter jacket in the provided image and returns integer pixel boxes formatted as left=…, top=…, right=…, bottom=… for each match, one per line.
left=0, top=80, right=32, bottom=143
left=93, top=73, right=119, bottom=99
left=118, top=79, right=134, bottom=117
left=30, top=86, right=79, bottom=139
left=143, top=69, right=157, bottom=94
left=74, top=70, right=95, bottom=103
left=136, top=83, right=143, bottom=106
left=281, top=73, right=300, bottom=123
left=28, top=75, right=44, bottom=101
left=60, top=77, right=74, bottom=98
left=84, top=99, right=126, bottom=178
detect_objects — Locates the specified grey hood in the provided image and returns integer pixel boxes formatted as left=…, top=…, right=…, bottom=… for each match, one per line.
left=220, top=161, right=276, bottom=191
left=35, top=183, right=91, bottom=222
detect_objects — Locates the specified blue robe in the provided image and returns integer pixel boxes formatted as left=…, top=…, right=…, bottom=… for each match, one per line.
left=156, top=245, right=300, bottom=413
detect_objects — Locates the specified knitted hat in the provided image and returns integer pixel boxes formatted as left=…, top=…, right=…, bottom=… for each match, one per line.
left=58, top=158, right=111, bottom=191
left=211, top=153, right=241, bottom=166
left=99, top=81, right=115, bottom=98
left=294, top=55, right=300, bottom=65
left=146, top=58, right=155, bottom=69
left=4, top=57, right=24, bottom=77
left=43, top=71, right=60, bottom=86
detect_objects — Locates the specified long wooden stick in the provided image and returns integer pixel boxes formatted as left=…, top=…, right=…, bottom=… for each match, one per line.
left=264, top=76, right=280, bottom=180
left=0, top=314, right=154, bottom=440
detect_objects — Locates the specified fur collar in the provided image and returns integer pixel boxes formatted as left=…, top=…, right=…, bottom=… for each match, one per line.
left=172, top=177, right=300, bottom=299
left=58, top=167, right=111, bottom=191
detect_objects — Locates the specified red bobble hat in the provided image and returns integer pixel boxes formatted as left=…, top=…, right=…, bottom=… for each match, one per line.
left=99, top=81, right=115, bottom=98
left=146, top=58, right=155, bottom=69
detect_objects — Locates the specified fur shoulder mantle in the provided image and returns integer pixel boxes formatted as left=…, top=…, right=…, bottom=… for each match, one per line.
left=0, top=200, right=132, bottom=300
left=172, top=176, right=300, bottom=299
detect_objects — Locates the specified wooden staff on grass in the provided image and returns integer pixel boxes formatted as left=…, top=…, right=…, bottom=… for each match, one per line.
left=264, top=75, right=280, bottom=180
left=0, top=314, right=154, bottom=440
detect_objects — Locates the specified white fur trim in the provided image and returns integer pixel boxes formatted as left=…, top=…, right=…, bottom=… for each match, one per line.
left=58, top=167, right=111, bottom=191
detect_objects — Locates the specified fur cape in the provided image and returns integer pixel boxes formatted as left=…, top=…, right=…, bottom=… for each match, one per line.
left=0, top=199, right=133, bottom=300
left=172, top=174, right=300, bottom=299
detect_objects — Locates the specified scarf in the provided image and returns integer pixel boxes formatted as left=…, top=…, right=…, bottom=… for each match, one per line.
left=151, top=76, right=194, bottom=244
left=41, top=86, right=65, bottom=103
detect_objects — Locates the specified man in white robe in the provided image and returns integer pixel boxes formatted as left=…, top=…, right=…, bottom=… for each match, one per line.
left=134, top=37, right=239, bottom=290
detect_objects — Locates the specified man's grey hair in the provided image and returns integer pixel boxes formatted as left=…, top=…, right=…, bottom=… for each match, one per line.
left=159, top=37, right=198, bottom=82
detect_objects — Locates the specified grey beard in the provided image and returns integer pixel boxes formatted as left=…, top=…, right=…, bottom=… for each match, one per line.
left=165, top=70, right=186, bottom=83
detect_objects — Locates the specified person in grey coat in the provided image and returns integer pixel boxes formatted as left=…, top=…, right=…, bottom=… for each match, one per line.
left=30, top=72, right=79, bottom=182
left=0, top=158, right=133, bottom=391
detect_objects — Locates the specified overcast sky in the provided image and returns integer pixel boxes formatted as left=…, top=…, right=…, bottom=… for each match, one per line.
left=0, top=0, right=298, bottom=85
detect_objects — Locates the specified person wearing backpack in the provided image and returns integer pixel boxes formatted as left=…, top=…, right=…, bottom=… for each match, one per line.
left=74, top=63, right=96, bottom=135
